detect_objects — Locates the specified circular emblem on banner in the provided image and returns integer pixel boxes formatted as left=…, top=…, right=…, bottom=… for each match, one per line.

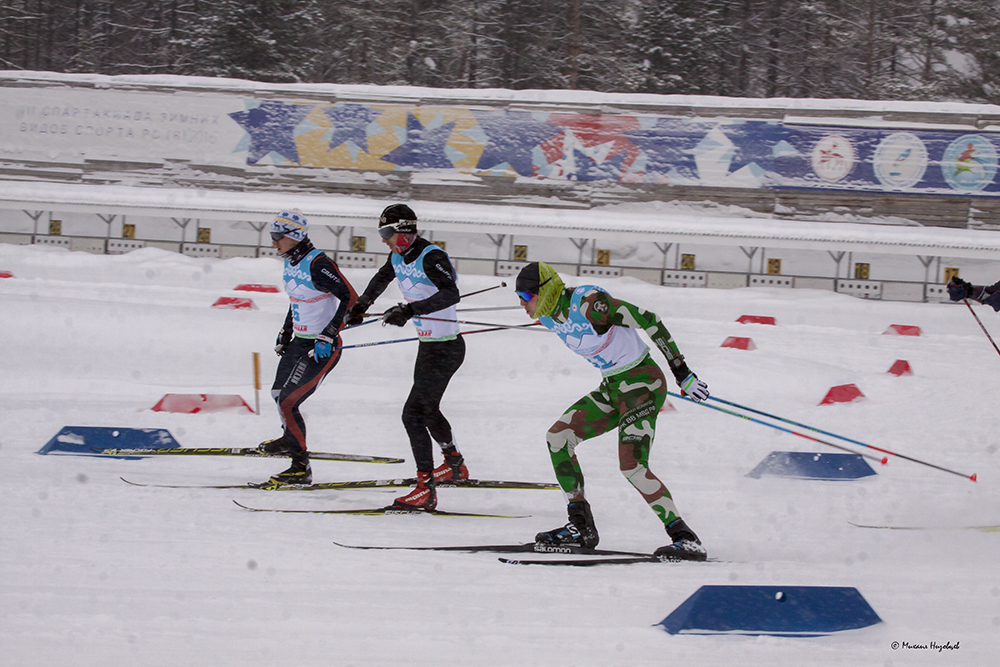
left=873, top=132, right=928, bottom=189
left=811, top=135, right=855, bottom=181
left=941, top=134, right=998, bottom=192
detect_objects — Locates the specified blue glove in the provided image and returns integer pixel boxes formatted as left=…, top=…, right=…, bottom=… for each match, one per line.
left=984, top=292, right=1000, bottom=312
left=947, top=277, right=973, bottom=301
left=313, top=334, right=334, bottom=362
left=680, top=373, right=709, bottom=402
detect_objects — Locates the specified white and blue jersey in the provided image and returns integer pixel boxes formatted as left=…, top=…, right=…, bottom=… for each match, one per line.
left=283, top=248, right=351, bottom=338
left=540, top=285, right=649, bottom=376
left=391, top=243, right=459, bottom=342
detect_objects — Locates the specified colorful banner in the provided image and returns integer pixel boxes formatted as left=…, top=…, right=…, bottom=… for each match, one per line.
left=5, top=83, right=999, bottom=197
left=230, top=99, right=1000, bottom=196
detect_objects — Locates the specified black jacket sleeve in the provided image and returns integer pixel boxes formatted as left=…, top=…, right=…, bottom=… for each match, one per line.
left=310, top=254, right=358, bottom=336
left=357, top=256, right=397, bottom=305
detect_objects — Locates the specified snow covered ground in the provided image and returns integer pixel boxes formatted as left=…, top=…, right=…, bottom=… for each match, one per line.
left=1, top=242, right=997, bottom=666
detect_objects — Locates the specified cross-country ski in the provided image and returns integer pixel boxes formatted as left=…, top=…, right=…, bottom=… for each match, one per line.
left=232, top=500, right=526, bottom=518
left=331, top=541, right=650, bottom=557
left=96, top=447, right=404, bottom=463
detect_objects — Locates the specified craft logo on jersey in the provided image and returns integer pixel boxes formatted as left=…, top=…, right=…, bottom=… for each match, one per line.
left=811, top=135, right=854, bottom=182
left=873, top=132, right=928, bottom=189
left=941, top=134, right=998, bottom=192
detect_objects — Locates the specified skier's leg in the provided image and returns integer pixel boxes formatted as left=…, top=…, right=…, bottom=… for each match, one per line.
left=545, top=386, right=620, bottom=501
left=610, top=362, right=683, bottom=526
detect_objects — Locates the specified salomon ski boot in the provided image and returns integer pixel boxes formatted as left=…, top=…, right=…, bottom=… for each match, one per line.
left=257, top=433, right=298, bottom=456
left=535, top=499, right=600, bottom=549
left=393, top=471, right=437, bottom=510
left=265, top=452, right=312, bottom=487
left=433, top=449, right=469, bottom=483
left=653, top=518, right=707, bottom=562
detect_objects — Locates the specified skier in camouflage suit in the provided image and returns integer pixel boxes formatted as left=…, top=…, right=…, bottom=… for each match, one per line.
left=515, top=261, right=709, bottom=561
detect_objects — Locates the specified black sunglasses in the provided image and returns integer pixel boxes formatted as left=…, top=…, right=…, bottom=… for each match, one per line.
left=270, top=231, right=287, bottom=241
left=378, top=225, right=398, bottom=240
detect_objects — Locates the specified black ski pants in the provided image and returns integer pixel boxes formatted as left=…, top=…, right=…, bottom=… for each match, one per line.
left=271, top=336, right=342, bottom=452
left=402, top=336, right=466, bottom=473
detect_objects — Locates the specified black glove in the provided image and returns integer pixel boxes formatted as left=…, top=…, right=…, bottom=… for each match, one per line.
left=344, top=296, right=372, bottom=327
left=382, top=303, right=414, bottom=327
left=947, top=276, right=973, bottom=301
left=274, top=329, right=292, bottom=356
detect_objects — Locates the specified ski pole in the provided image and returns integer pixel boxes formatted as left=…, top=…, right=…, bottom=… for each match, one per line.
left=964, top=298, right=1000, bottom=358
left=333, top=322, right=541, bottom=351
left=706, top=395, right=977, bottom=482
left=418, top=316, right=548, bottom=331
left=667, top=391, right=888, bottom=465
left=346, top=282, right=509, bottom=329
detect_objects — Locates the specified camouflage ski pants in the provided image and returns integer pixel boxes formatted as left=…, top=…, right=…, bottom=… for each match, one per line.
left=545, top=356, right=681, bottom=527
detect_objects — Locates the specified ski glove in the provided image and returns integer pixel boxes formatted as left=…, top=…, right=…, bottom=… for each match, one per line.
left=313, top=334, right=334, bottom=362
left=345, top=296, right=371, bottom=327
left=680, top=373, right=709, bottom=402
left=382, top=303, right=414, bottom=327
left=274, top=329, right=292, bottom=357
left=947, top=276, right=973, bottom=301
left=984, top=291, right=1000, bottom=312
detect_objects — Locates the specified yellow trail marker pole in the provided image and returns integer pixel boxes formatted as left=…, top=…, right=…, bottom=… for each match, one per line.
left=252, top=352, right=261, bottom=415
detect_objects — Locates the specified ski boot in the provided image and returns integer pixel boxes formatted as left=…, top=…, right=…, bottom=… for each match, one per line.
left=392, top=471, right=437, bottom=510
left=257, top=433, right=297, bottom=456
left=265, top=452, right=312, bottom=487
left=535, top=499, right=600, bottom=549
left=432, top=449, right=469, bottom=483
left=653, top=518, right=707, bottom=562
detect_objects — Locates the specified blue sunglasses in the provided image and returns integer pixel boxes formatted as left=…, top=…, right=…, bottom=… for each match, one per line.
left=516, top=276, right=551, bottom=303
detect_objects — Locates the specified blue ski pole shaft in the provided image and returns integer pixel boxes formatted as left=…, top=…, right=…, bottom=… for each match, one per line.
left=666, top=391, right=888, bottom=464
left=704, top=394, right=976, bottom=482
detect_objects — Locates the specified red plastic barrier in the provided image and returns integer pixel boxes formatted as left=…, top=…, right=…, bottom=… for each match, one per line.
left=721, top=336, right=756, bottom=350
left=212, top=297, right=257, bottom=310
left=0, top=270, right=13, bottom=279
left=737, top=315, right=776, bottom=325
left=152, top=394, right=254, bottom=414
left=234, top=284, right=280, bottom=293
left=819, top=384, right=866, bottom=405
left=887, top=359, right=913, bottom=376
left=883, top=324, right=922, bottom=336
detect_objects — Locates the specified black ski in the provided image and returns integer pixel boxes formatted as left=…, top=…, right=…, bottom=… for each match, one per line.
left=499, top=555, right=721, bottom=566
left=96, top=447, right=403, bottom=464
left=120, top=477, right=555, bottom=491
left=233, top=500, right=525, bottom=518
left=331, top=541, right=650, bottom=557
left=849, top=521, right=999, bottom=532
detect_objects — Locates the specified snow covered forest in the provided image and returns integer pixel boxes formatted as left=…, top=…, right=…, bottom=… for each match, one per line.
left=3, top=0, right=1000, bottom=103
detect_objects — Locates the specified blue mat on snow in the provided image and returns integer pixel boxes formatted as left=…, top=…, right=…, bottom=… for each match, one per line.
left=37, top=426, right=181, bottom=456
left=747, top=451, right=876, bottom=480
left=658, top=585, right=882, bottom=636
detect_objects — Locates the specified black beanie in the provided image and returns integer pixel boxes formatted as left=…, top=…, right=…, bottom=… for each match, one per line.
left=515, top=262, right=541, bottom=294
left=379, top=204, right=418, bottom=234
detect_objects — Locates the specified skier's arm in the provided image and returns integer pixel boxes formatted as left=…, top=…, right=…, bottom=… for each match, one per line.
left=348, top=257, right=395, bottom=321
left=580, top=290, right=692, bottom=384
left=311, top=254, right=358, bottom=335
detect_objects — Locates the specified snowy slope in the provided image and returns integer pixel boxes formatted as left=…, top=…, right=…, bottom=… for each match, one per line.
left=0, top=243, right=997, bottom=666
